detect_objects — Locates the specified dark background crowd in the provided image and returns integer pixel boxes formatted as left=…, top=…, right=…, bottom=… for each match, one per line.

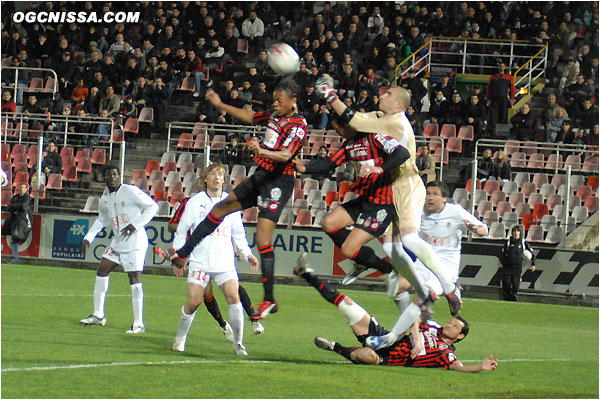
left=1, top=1, right=598, bottom=157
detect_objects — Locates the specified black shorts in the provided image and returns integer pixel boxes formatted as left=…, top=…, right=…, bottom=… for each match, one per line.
left=341, top=197, right=396, bottom=237
left=233, top=168, right=294, bottom=222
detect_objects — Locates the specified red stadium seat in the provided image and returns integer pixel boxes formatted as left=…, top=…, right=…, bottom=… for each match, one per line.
left=587, top=176, right=599, bottom=191
left=440, top=124, right=456, bottom=139
left=584, top=196, right=599, bottom=213
left=177, top=133, right=194, bottom=148
left=465, top=179, right=481, bottom=195
left=457, top=125, right=474, bottom=141
left=423, top=123, right=439, bottom=137
left=46, top=173, right=63, bottom=190
left=91, top=148, right=106, bottom=165
left=294, top=209, right=313, bottom=226
left=532, top=203, right=549, bottom=219
left=123, top=118, right=139, bottom=135
left=521, top=213, right=538, bottom=230
left=145, top=160, right=160, bottom=177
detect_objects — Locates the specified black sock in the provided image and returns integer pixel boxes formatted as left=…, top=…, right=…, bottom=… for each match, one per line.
left=333, top=342, right=359, bottom=362
left=204, top=295, right=226, bottom=328
left=259, top=244, right=275, bottom=302
left=350, top=246, right=393, bottom=274
left=177, top=211, right=223, bottom=258
left=238, top=284, right=258, bottom=320
left=301, top=271, right=345, bottom=306
left=327, top=228, right=392, bottom=274
left=325, top=227, right=350, bottom=248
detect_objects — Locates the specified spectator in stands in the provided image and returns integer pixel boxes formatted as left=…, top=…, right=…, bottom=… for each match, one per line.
left=150, top=77, right=169, bottom=127
left=582, top=57, right=598, bottom=81
left=406, top=104, right=421, bottom=135
left=84, top=51, right=103, bottom=85
left=465, top=93, right=486, bottom=139
left=546, top=107, right=568, bottom=143
left=204, top=38, right=226, bottom=72
left=542, top=94, right=567, bottom=127
left=445, top=91, right=466, bottom=128
left=23, top=94, right=42, bottom=115
left=121, top=58, right=142, bottom=99
left=478, top=148, right=494, bottom=183
left=337, top=64, right=358, bottom=101
left=71, top=79, right=89, bottom=104
left=588, top=124, right=599, bottom=152
left=491, top=150, right=511, bottom=187
left=223, top=135, right=251, bottom=167
left=308, top=145, right=335, bottom=182
left=84, top=87, right=101, bottom=116
left=118, top=96, right=137, bottom=119
left=354, top=89, right=373, bottom=112
left=241, top=11, right=264, bottom=57
left=3, top=55, right=28, bottom=105
left=41, top=141, right=62, bottom=179
left=306, top=103, right=329, bottom=130
left=251, top=81, right=270, bottom=112
left=156, top=58, right=175, bottom=98
left=101, top=54, right=119, bottom=91
left=509, top=103, right=535, bottom=141
left=564, top=127, right=589, bottom=157
left=30, top=32, right=52, bottom=63
left=426, top=90, right=448, bottom=127
left=501, top=225, right=536, bottom=302
left=1, top=91, right=16, bottom=114
left=487, top=62, right=516, bottom=135
left=406, top=26, right=425, bottom=56
left=94, top=109, right=111, bottom=143
left=99, top=86, right=120, bottom=117
left=416, top=145, right=436, bottom=184
left=48, top=92, right=66, bottom=116
left=108, top=32, right=126, bottom=59
left=402, top=69, right=426, bottom=106
left=72, top=108, right=91, bottom=146
left=564, top=75, right=592, bottom=116
left=183, top=49, right=205, bottom=98
left=558, top=58, right=579, bottom=95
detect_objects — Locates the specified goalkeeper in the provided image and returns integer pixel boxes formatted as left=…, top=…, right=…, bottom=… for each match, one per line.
left=168, top=163, right=259, bottom=356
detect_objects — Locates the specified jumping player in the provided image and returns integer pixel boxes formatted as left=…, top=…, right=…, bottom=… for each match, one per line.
left=171, top=80, right=307, bottom=318
left=390, top=181, right=488, bottom=318
left=293, top=120, right=411, bottom=290
left=315, top=76, right=461, bottom=347
left=294, top=254, right=498, bottom=372
left=165, top=165, right=264, bottom=337
left=80, top=165, right=159, bottom=333
left=171, top=164, right=259, bottom=355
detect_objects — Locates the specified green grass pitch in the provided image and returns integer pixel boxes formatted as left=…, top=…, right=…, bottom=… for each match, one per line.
left=2, top=263, right=598, bottom=399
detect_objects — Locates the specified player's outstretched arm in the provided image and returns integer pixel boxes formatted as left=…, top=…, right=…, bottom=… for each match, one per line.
left=450, top=355, right=499, bottom=373
left=206, top=89, right=255, bottom=124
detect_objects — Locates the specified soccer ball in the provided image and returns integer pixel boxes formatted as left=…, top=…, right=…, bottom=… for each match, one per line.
left=267, top=43, right=300, bottom=76
left=523, top=250, right=532, bottom=261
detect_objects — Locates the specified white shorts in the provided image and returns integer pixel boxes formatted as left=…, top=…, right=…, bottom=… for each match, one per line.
left=415, top=258, right=459, bottom=298
left=102, top=246, right=146, bottom=272
left=187, top=267, right=238, bottom=288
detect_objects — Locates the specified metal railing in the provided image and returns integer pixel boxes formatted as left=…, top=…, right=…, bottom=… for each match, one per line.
left=470, top=138, right=598, bottom=248
left=394, top=36, right=548, bottom=96
left=1, top=66, right=58, bottom=101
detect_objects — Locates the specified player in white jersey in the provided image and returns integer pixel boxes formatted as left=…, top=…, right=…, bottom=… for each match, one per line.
left=391, top=181, right=488, bottom=319
left=171, top=164, right=259, bottom=356
left=80, top=165, right=159, bottom=333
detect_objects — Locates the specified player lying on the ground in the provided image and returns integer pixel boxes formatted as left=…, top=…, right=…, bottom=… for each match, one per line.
left=293, top=253, right=498, bottom=372
left=80, top=165, right=158, bottom=334
left=159, top=168, right=263, bottom=337
left=293, top=120, right=411, bottom=293
left=169, top=163, right=259, bottom=355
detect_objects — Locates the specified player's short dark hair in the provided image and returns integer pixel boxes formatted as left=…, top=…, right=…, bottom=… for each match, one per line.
left=426, top=180, right=449, bottom=198
left=274, top=79, right=300, bottom=99
left=454, top=315, right=469, bottom=342
left=102, top=164, right=120, bottom=176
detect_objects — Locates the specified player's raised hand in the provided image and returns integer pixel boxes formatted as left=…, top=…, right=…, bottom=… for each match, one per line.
left=292, top=159, right=306, bottom=173
left=120, top=223, right=136, bottom=238
left=205, top=89, right=223, bottom=107
left=481, top=354, right=499, bottom=371
left=80, top=239, right=90, bottom=254
left=248, top=254, right=259, bottom=271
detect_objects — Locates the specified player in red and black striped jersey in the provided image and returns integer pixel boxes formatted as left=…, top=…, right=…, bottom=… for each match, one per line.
left=166, top=168, right=263, bottom=336
left=293, top=121, right=410, bottom=288
left=173, top=80, right=307, bottom=318
left=292, top=254, right=498, bottom=372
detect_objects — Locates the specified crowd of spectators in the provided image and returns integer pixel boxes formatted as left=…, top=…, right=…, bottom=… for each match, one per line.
left=0, top=1, right=598, bottom=161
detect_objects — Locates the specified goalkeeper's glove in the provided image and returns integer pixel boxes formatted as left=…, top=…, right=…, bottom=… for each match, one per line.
left=153, top=246, right=187, bottom=269
left=315, top=74, right=338, bottom=105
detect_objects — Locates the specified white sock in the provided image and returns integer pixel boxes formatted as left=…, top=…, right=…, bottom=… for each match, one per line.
left=401, top=233, right=455, bottom=295
left=229, top=302, right=244, bottom=346
left=390, top=302, right=421, bottom=338
left=394, top=291, right=411, bottom=314
left=390, top=242, right=429, bottom=300
left=338, top=299, right=367, bottom=325
left=176, top=305, right=196, bottom=340
left=131, top=283, right=144, bottom=327
left=93, top=276, right=109, bottom=319
left=382, top=241, right=393, bottom=258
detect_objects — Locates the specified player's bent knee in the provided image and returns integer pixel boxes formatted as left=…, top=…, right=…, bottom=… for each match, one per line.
left=354, top=348, right=380, bottom=365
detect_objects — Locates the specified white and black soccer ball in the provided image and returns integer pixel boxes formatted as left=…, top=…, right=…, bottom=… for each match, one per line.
left=523, top=249, right=532, bottom=261
left=267, top=43, right=300, bottom=76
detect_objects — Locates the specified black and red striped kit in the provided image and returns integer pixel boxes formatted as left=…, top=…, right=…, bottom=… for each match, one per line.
left=376, top=321, right=457, bottom=368
left=169, top=197, right=190, bottom=226
left=330, top=132, right=400, bottom=205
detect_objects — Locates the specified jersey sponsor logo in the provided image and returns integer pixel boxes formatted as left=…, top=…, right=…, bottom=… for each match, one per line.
left=376, top=209, right=387, bottom=222
left=282, top=126, right=306, bottom=147
left=263, top=127, right=279, bottom=148
left=270, top=187, right=282, bottom=202
left=111, top=213, right=130, bottom=227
